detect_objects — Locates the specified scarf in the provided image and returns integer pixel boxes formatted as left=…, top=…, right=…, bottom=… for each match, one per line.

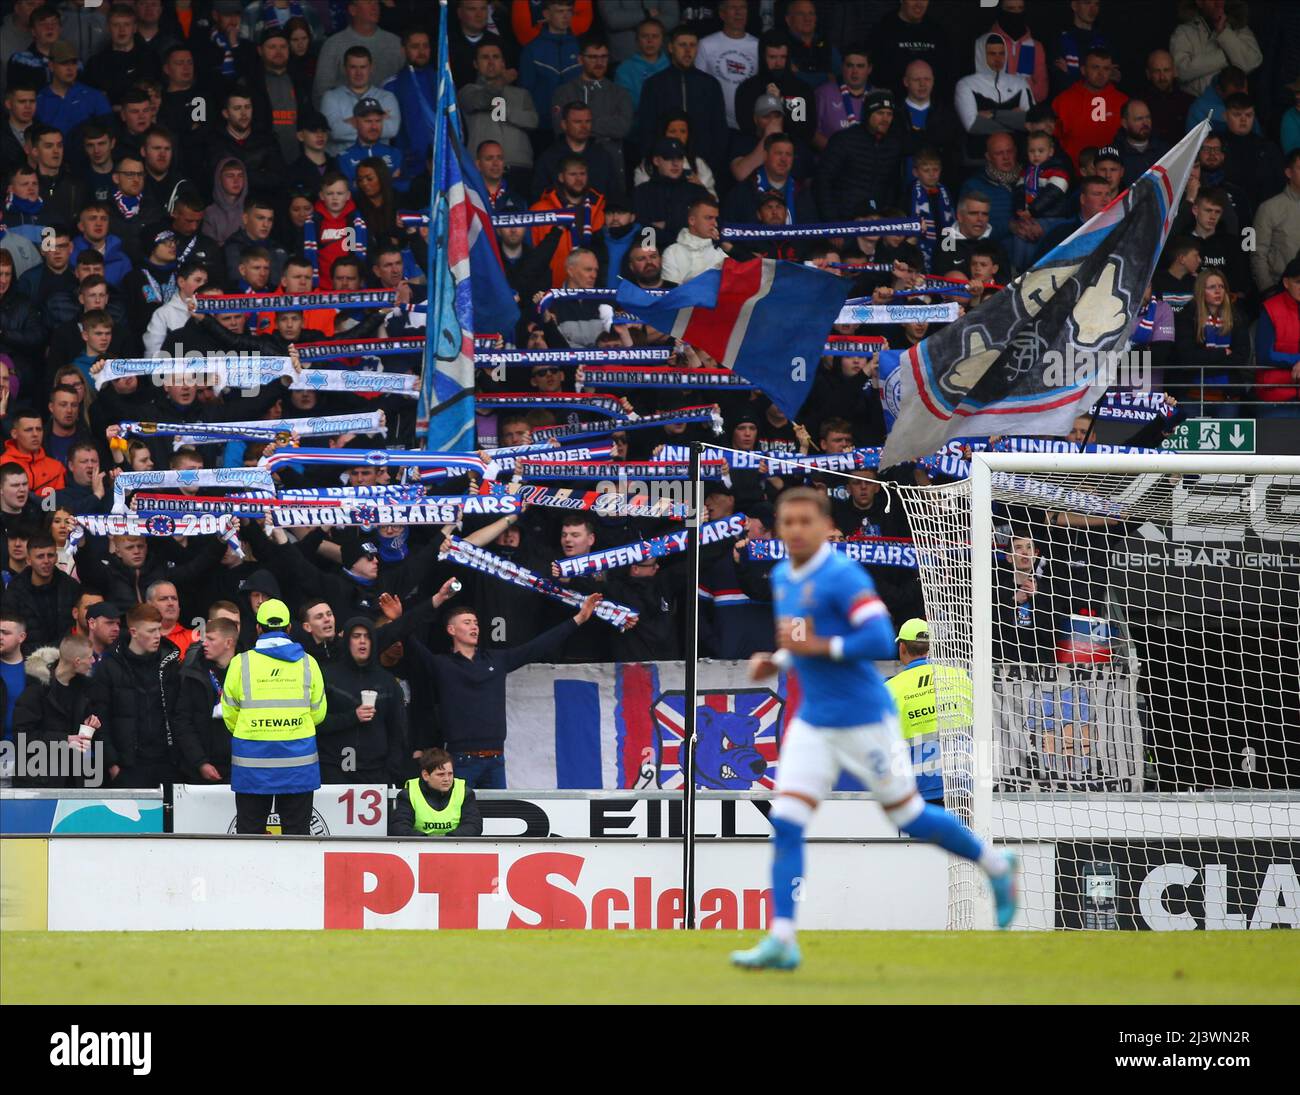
left=442, top=536, right=639, bottom=630
left=474, top=345, right=672, bottom=366
left=483, top=481, right=690, bottom=520
left=515, top=458, right=729, bottom=481
left=476, top=393, right=629, bottom=419
left=4, top=192, right=43, bottom=216
left=211, top=28, right=237, bottom=78
left=113, top=190, right=141, bottom=219
left=141, top=261, right=177, bottom=304
left=720, top=217, right=921, bottom=240
left=574, top=366, right=756, bottom=390
left=910, top=179, right=953, bottom=259
left=1203, top=313, right=1231, bottom=349
left=985, top=165, right=1021, bottom=189
left=531, top=405, right=724, bottom=443
left=555, top=513, right=748, bottom=577
left=753, top=166, right=795, bottom=223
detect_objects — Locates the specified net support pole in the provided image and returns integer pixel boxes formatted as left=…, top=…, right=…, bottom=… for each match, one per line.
left=681, top=441, right=703, bottom=929
left=969, top=454, right=996, bottom=930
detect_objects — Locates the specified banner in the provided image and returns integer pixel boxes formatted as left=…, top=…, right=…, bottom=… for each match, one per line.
left=295, top=337, right=425, bottom=361
left=192, top=290, right=396, bottom=313
left=746, top=536, right=918, bottom=568
left=169, top=411, right=386, bottom=447
left=264, top=495, right=521, bottom=527
left=720, top=218, right=921, bottom=240
left=483, top=482, right=690, bottom=520
left=532, top=405, right=723, bottom=442
left=112, top=467, right=274, bottom=511
left=476, top=346, right=674, bottom=367
left=475, top=393, right=629, bottom=419
left=441, top=536, right=639, bottom=629
left=262, top=447, right=485, bottom=476
left=70, top=512, right=241, bottom=555
left=575, top=366, right=755, bottom=390
left=516, top=458, right=728, bottom=481
left=837, top=302, right=960, bottom=325
left=555, top=514, right=747, bottom=577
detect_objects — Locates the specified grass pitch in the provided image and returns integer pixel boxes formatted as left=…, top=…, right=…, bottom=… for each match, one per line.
left=2, top=930, right=1297, bottom=1004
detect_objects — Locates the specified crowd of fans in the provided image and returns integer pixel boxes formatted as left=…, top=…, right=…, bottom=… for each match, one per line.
left=0, top=1, right=1297, bottom=792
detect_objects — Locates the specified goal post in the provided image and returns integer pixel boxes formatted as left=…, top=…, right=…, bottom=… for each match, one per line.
left=900, top=452, right=1300, bottom=930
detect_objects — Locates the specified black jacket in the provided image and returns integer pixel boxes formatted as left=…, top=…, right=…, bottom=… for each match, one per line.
left=316, top=616, right=409, bottom=783
left=171, top=648, right=233, bottom=782
left=635, top=173, right=716, bottom=244
left=0, top=568, right=82, bottom=652
left=814, top=124, right=904, bottom=221
left=86, top=639, right=183, bottom=770
left=77, top=536, right=226, bottom=614
left=635, top=64, right=729, bottom=186
left=389, top=777, right=483, bottom=837
left=12, top=652, right=94, bottom=787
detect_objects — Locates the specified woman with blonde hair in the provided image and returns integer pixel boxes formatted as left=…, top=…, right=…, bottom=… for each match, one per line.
left=1172, top=267, right=1249, bottom=416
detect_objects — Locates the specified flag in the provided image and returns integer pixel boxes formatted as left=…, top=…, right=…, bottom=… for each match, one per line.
left=878, top=121, right=1208, bottom=467
left=615, top=257, right=851, bottom=419
left=416, top=2, right=476, bottom=450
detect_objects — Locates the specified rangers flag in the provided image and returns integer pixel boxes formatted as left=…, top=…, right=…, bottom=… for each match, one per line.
left=614, top=257, right=851, bottom=419
left=878, top=122, right=1208, bottom=466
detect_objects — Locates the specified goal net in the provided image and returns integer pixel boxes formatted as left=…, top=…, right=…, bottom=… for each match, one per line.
left=897, top=453, right=1300, bottom=930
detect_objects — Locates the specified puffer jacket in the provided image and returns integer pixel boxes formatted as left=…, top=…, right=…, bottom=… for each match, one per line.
left=11, top=647, right=94, bottom=787
left=813, top=118, right=905, bottom=222
left=86, top=639, right=183, bottom=770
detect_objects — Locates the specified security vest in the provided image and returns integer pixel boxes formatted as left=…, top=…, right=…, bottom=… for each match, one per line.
left=886, top=659, right=973, bottom=802
left=406, top=777, right=466, bottom=836
left=222, top=642, right=326, bottom=795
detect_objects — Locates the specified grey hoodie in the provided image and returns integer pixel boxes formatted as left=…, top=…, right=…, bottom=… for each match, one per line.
left=200, top=156, right=250, bottom=246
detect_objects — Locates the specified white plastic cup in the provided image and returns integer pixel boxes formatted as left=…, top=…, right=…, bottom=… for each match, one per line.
left=360, top=690, right=378, bottom=707
left=79, top=723, right=97, bottom=739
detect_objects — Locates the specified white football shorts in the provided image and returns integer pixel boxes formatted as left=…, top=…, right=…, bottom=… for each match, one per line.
left=775, top=715, right=917, bottom=805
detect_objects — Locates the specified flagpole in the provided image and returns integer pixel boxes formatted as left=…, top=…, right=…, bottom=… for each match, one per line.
left=681, top=441, right=702, bottom=930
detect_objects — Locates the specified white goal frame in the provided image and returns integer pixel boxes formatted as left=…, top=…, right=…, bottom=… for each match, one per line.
left=964, top=452, right=1300, bottom=928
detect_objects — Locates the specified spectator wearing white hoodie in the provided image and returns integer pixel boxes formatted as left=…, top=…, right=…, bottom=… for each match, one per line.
left=660, top=194, right=729, bottom=285
left=954, top=32, right=1034, bottom=164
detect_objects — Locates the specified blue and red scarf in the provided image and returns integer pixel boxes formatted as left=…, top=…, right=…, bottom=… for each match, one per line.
left=909, top=179, right=953, bottom=261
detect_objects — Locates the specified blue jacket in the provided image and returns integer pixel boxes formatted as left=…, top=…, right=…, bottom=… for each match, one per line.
left=36, top=82, right=111, bottom=135
left=614, top=52, right=668, bottom=110
left=383, top=64, right=437, bottom=176
left=519, top=28, right=579, bottom=123
left=338, top=140, right=406, bottom=190
left=72, top=232, right=131, bottom=287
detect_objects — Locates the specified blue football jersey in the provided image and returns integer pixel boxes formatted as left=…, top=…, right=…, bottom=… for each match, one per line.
left=771, top=544, right=898, bottom=728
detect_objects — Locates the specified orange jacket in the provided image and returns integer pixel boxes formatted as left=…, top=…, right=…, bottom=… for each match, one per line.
left=512, top=0, right=592, bottom=46
left=1, top=439, right=66, bottom=496
left=530, top=187, right=605, bottom=287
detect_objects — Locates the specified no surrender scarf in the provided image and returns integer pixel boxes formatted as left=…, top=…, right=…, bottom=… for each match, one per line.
left=555, top=513, right=748, bottom=577
left=441, top=536, right=640, bottom=630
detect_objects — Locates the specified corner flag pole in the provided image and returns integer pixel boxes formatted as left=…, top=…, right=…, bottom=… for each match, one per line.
left=681, top=441, right=702, bottom=929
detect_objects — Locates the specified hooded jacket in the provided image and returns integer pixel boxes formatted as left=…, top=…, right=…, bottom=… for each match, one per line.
left=11, top=647, right=94, bottom=787
left=0, top=439, right=66, bottom=497
left=955, top=33, right=1035, bottom=159
left=316, top=616, right=408, bottom=783
left=201, top=156, right=250, bottom=245
left=660, top=227, right=725, bottom=286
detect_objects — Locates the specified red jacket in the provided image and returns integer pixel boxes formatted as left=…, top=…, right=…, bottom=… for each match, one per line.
left=311, top=198, right=367, bottom=290
left=0, top=439, right=66, bottom=497
left=1052, top=81, right=1127, bottom=171
left=1260, top=290, right=1300, bottom=402
left=530, top=187, right=605, bottom=288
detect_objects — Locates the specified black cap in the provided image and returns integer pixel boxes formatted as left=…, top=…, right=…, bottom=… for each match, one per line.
left=1283, top=257, right=1300, bottom=281
left=1095, top=145, right=1123, bottom=164
left=704, top=481, right=734, bottom=497
left=864, top=89, right=895, bottom=115
left=341, top=537, right=380, bottom=570
left=653, top=137, right=687, bottom=159
left=352, top=97, right=385, bottom=118
left=297, top=107, right=329, bottom=133
left=756, top=189, right=788, bottom=209
left=238, top=569, right=281, bottom=598
left=86, top=602, right=123, bottom=621
left=730, top=409, right=761, bottom=431
left=259, top=25, right=289, bottom=46
left=749, top=502, right=775, bottom=530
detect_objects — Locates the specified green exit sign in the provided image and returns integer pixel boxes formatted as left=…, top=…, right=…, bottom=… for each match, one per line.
left=1161, top=418, right=1256, bottom=453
